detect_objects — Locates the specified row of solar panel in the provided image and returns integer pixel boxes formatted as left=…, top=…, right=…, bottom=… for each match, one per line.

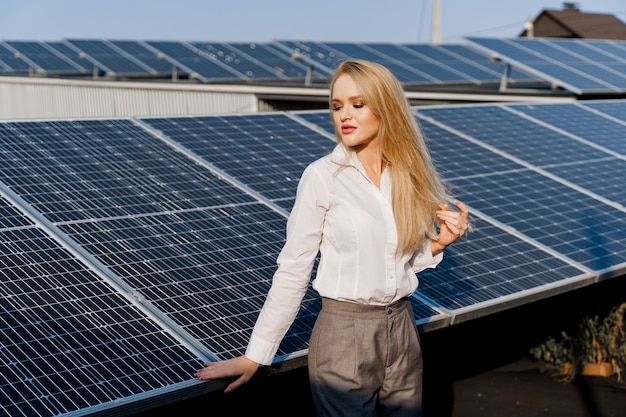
left=1, top=99, right=625, bottom=416
left=466, top=37, right=626, bottom=94
left=0, top=38, right=534, bottom=85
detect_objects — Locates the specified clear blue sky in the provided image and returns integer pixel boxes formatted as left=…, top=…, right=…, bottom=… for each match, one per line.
left=1, top=0, right=625, bottom=44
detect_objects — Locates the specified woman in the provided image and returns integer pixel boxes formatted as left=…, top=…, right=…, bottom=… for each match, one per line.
left=196, top=59, right=469, bottom=416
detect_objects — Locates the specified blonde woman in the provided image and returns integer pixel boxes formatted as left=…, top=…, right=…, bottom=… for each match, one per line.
left=196, top=59, right=469, bottom=416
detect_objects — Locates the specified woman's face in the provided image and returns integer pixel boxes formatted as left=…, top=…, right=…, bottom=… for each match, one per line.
left=331, top=73, right=380, bottom=150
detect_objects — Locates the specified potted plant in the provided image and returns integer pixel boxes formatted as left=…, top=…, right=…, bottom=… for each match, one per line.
left=530, top=302, right=626, bottom=383
left=529, top=331, right=576, bottom=381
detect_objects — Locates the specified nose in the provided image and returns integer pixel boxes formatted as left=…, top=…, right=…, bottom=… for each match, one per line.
left=339, top=108, right=351, bottom=122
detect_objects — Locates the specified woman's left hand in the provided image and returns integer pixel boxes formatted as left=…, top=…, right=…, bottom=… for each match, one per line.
left=434, top=200, right=469, bottom=249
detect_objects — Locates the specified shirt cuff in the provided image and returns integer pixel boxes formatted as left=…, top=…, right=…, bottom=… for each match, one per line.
left=245, top=332, right=280, bottom=366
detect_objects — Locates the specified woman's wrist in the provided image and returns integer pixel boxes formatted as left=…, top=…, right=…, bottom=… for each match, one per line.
left=430, top=239, right=448, bottom=256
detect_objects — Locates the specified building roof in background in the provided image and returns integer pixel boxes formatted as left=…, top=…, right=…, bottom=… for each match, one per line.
left=520, top=3, right=626, bottom=40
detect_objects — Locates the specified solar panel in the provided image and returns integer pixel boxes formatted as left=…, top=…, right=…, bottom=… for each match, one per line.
left=143, top=41, right=241, bottom=82
left=364, top=43, right=485, bottom=84
left=274, top=40, right=542, bottom=86
left=0, top=194, right=205, bottom=417
left=451, top=169, right=626, bottom=271
left=415, top=102, right=626, bottom=272
left=191, top=42, right=313, bottom=80
left=466, top=37, right=626, bottom=94
left=408, top=43, right=537, bottom=83
left=0, top=41, right=32, bottom=73
left=1, top=98, right=625, bottom=416
left=417, top=104, right=611, bottom=167
left=416, top=217, right=589, bottom=316
left=138, top=113, right=336, bottom=211
left=65, top=39, right=156, bottom=76
left=581, top=99, right=626, bottom=123
left=3, top=41, right=87, bottom=74
left=109, top=40, right=178, bottom=75
left=316, top=42, right=437, bottom=84
left=0, top=118, right=321, bottom=363
left=273, top=40, right=347, bottom=72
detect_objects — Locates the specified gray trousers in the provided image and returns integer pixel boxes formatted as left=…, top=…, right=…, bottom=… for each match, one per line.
left=308, top=297, right=423, bottom=417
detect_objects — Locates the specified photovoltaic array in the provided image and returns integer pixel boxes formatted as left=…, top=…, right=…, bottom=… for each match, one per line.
left=0, top=97, right=625, bottom=416
left=465, top=37, right=626, bottom=94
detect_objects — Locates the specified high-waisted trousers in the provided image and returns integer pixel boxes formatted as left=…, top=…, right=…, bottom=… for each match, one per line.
left=308, top=297, right=423, bottom=417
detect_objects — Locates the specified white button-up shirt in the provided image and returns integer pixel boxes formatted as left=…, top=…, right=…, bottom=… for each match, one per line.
left=246, top=144, right=443, bottom=365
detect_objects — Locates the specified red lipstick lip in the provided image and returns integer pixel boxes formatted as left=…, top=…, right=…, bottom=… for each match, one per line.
left=341, top=124, right=356, bottom=134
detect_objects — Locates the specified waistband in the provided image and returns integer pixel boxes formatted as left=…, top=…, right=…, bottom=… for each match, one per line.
left=320, top=297, right=411, bottom=318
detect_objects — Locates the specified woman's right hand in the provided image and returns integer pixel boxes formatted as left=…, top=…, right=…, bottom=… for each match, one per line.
left=195, top=356, right=260, bottom=393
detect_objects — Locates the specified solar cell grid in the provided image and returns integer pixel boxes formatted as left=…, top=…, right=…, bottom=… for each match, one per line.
left=275, top=40, right=347, bottom=70
left=0, top=119, right=258, bottom=223
left=190, top=42, right=279, bottom=79
left=366, top=43, right=474, bottom=83
left=466, top=37, right=626, bottom=94
left=66, top=39, right=151, bottom=75
left=451, top=169, right=626, bottom=271
left=583, top=40, right=626, bottom=60
left=417, top=117, right=526, bottom=180
left=144, top=41, right=239, bottom=81
left=0, top=42, right=31, bottom=72
left=417, top=104, right=611, bottom=167
left=290, top=110, right=334, bottom=136
left=582, top=99, right=626, bottom=123
left=416, top=218, right=588, bottom=311
left=56, top=203, right=318, bottom=360
left=5, top=41, right=82, bottom=73
left=0, top=226, right=203, bottom=417
left=508, top=102, right=626, bottom=156
left=110, top=40, right=176, bottom=74
left=225, top=42, right=310, bottom=78
left=140, top=113, right=335, bottom=211
left=0, top=99, right=625, bottom=416
left=323, top=42, right=435, bottom=83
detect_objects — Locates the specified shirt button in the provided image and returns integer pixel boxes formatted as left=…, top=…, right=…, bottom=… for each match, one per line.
left=386, top=307, right=392, bottom=314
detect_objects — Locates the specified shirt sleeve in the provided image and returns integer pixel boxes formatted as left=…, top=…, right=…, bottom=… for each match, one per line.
left=245, top=163, right=329, bottom=365
left=410, top=239, right=443, bottom=273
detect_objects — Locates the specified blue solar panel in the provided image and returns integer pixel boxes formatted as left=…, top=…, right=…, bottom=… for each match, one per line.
left=582, top=99, right=626, bottom=122
left=143, top=41, right=241, bottom=82
left=191, top=42, right=313, bottom=80
left=110, top=40, right=178, bottom=74
left=139, top=113, right=336, bottom=211
left=273, top=40, right=348, bottom=71
left=416, top=217, right=589, bottom=314
left=320, top=42, right=437, bottom=84
left=453, top=169, right=626, bottom=271
left=274, top=40, right=542, bottom=86
left=417, top=104, right=611, bottom=167
left=1, top=98, right=625, bottom=416
left=0, top=117, right=321, bottom=365
left=0, top=194, right=205, bottom=417
left=466, top=37, right=626, bottom=94
left=290, top=110, right=334, bottom=136
left=508, top=102, right=626, bottom=156
left=190, top=42, right=284, bottom=79
left=65, top=39, right=156, bottom=75
left=0, top=42, right=31, bottom=72
left=4, top=41, right=87, bottom=74
left=365, top=43, right=482, bottom=84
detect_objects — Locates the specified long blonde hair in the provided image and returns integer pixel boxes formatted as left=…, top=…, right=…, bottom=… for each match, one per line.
left=329, top=59, right=451, bottom=254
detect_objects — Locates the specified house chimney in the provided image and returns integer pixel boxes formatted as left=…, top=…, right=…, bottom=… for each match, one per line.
left=562, top=2, right=579, bottom=10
